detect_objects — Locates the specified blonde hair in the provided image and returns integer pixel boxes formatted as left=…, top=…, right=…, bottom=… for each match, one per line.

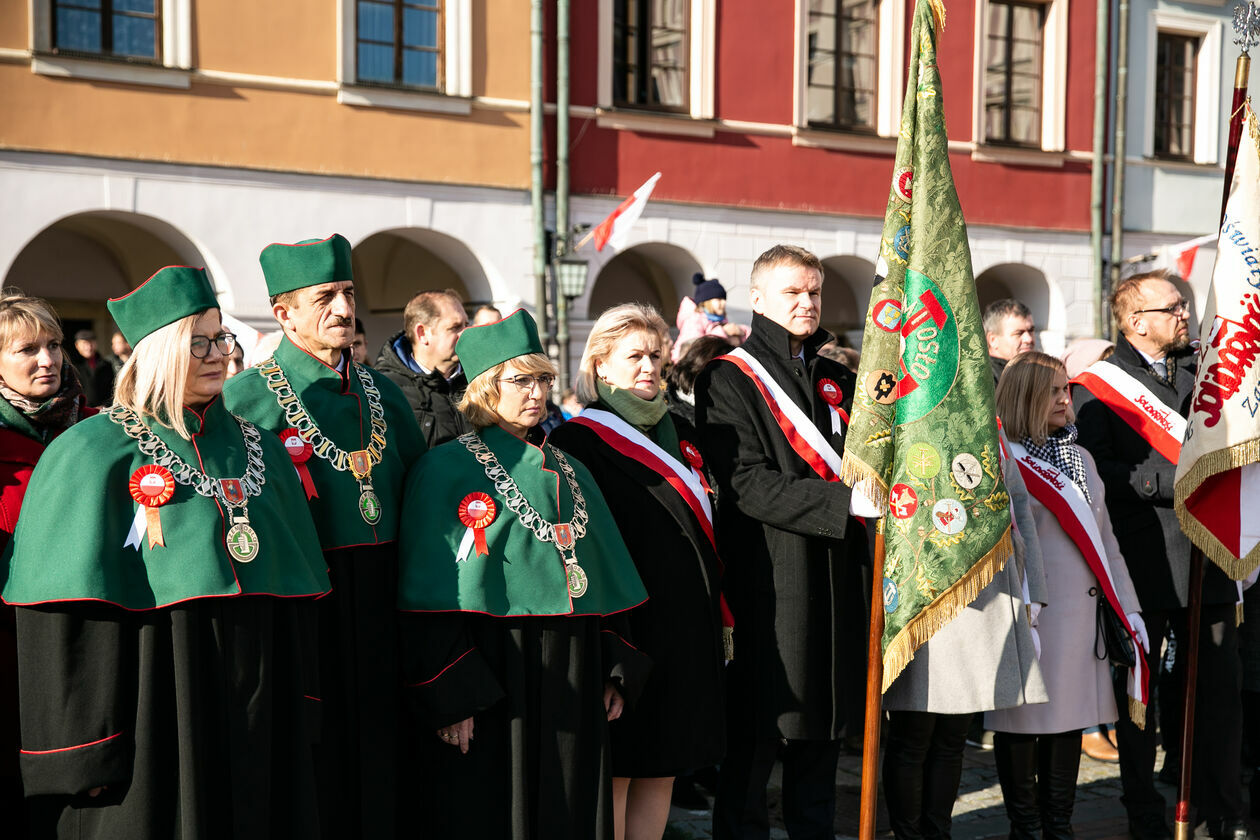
left=457, top=352, right=556, bottom=430
left=113, top=311, right=203, bottom=440
left=0, top=288, right=63, bottom=350
left=575, top=303, right=669, bottom=405
left=995, top=351, right=1074, bottom=445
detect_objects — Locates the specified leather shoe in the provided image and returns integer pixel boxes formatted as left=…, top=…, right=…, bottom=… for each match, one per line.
left=1082, top=730, right=1120, bottom=762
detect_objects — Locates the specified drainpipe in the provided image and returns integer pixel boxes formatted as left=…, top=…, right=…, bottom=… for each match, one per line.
left=1090, top=0, right=1109, bottom=339
left=530, top=0, right=549, bottom=344
left=1107, top=0, right=1130, bottom=343
left=555, top=0, right=572, bottom=389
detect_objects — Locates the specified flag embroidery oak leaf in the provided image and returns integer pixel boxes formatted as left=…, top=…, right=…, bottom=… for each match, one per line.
left=840, top=0, right=1012, bottom=692
left=1174, top=104, right=1260, bottom=580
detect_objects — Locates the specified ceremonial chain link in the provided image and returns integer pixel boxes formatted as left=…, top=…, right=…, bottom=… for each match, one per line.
left=108, top=405, right=267, bottom=509
left=258, top=358, right=389, bottom=473
left=457, top=432, right=589, bottom=550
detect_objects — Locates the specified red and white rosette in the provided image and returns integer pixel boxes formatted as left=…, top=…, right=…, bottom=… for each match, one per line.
left=127, top=465, right=175, bottom=549
left=816, top=378, right=849, bottom=435
left=679, top=440, right=714, bottom=496
left=279, top=428, right=318, bottom=499
left=456, top=492, right=497, bottom=561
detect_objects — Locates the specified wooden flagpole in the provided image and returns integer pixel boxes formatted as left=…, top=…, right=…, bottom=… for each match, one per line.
left=859, top=518, right=886, bottom=840
left=1174, top=16, right=1254, bottom=839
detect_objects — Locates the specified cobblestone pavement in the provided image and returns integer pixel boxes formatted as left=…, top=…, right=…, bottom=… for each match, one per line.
left=664, top=740, right=1238, bottom=840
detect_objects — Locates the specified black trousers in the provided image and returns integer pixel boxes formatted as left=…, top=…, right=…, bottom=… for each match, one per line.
left=713, top=730, right=841, bottom=840
left=993, top=730, right=1082, bottom=840
left=882, top=711, right=972, bottom=840
left=1112, top=604, right=1243, bottom=823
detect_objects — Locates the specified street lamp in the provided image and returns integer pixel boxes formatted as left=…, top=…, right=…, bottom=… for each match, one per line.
left=552, top=251, right=589, bottom=390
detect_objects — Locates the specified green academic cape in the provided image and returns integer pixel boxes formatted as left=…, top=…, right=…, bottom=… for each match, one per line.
left=396, top=426, right=650, bottom=840
left=222, top=336, right=425, bottom=550
left=0, top=397, right=329, bottom=840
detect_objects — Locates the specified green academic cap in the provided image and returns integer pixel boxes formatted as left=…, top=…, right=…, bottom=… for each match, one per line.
left=456, top=309, right=544, bottom=382
left=108, top=266, right=219, bottom=346
left=259, top=234, right=354, bottom=297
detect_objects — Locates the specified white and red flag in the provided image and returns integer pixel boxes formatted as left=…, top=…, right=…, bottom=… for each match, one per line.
left=591, top=172, right=662, bottom=252
left=1174, top=104, right=1260, bottom=580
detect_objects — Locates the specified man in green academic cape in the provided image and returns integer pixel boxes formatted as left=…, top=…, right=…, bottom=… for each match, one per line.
left=223, top=234, right=425, bottom=839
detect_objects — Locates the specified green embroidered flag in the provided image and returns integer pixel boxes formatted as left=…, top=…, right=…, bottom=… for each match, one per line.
left=841, top=0, right=1012, bottom=692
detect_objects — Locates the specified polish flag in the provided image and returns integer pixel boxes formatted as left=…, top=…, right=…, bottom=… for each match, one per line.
left=1160, top=232, right=1216, bottom=279
left=592, top=172, right=662, bottom=252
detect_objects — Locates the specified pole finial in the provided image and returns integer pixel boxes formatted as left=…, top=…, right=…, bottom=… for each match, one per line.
left=1234, top=1, right=1260, bottom=53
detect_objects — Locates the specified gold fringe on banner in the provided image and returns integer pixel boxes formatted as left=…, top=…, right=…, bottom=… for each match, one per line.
left=1174, top=437, right=1260, bottom=580
left=1129, top=697, right=1147, bottom=731
left=881, top=527, right=1012, bottom=692
left=926, top=0, right=947, bottom=33
left=840, top=452, right=890, bottom=510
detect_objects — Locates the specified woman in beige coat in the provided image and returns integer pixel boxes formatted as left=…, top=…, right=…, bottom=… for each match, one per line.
left=987, top=352, right=1146, bottom=840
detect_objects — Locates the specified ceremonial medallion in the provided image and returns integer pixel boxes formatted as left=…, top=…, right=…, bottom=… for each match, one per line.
left=359, top=487, right=382, bottom=524
left=349, top=449, right=373, bottom=480
left=566, top=563, right=589, bottom=598
left=226, top=515, right=260, bottom=563
left=554, top=522, right=574, bottom=549
left=221, top=478, right=245, bottom=507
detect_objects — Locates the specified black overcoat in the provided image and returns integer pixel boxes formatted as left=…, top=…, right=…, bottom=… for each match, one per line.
left=548, top=409, right=726, bottom=777
left=694, top=313, right=865, bottom=741
left=1073, top=335, right=1237, bottom=611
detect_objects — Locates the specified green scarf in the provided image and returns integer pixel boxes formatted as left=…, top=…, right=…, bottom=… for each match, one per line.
left=595, top=380, right=683, bottom=466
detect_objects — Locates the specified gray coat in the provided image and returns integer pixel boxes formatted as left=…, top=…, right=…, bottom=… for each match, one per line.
left=987, top=449, right=1140, bottom=734
left=883, top=433, right=1049, bottom=714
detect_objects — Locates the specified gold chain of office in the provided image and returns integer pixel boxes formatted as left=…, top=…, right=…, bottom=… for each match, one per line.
left=257, top=358, right=389, bottom=473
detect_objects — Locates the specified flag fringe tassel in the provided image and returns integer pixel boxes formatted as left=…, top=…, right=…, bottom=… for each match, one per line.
left=881, top=527, right=1012, bottom=693
left=1174, top=436, right=1260, bottom=580
left=1129, top=697, right=1147, bottom=730
left=840, top=452, right=890, bottom=510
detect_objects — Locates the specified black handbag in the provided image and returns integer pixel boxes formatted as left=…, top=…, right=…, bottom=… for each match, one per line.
left=1095, top=590, right=1136, bottom=668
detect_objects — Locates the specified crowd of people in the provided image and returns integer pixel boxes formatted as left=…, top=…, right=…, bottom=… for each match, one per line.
left=0, top=238, right=1252, bottom=840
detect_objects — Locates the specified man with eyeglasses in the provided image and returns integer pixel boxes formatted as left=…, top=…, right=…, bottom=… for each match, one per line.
left=1074, top=271, right=1245, bottom=840
left=223, top=233, right=425, bottom=840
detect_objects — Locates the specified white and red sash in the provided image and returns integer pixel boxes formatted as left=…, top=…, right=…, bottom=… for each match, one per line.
left=1072, top=361, right=1186, bottom=464
left=720, top=348, right=843, bottom=482
left=570, top=408, right=735, bottom=631
left=570, top=409, right=715, bottom=547
left=1009, top=441, right=1149, bottom=726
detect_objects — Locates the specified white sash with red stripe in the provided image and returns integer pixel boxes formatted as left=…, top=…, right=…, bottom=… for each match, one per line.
left=720, top=348, right=843, bottom=482
left=1008, top=441, right=1149, bottom=726
left=570, top=409, right=715, bottom=548
left=1072, top=361, right=1186, bottom=464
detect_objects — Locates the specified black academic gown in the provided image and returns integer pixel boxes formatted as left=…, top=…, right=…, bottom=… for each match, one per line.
left=548, top=409, right=727, bottom=778
left=694, top=313, right=866, bottom=742
left=17, top=600, right=321, bottom=840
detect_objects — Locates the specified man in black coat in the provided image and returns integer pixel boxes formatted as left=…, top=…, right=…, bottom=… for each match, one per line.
left=71, top=329, right=115, bottom=407
left=696, top=244, right=865, bottom=840
left=1074, top=271, right=1244, bottom=840
left=984, top=298, right=1035, bottom=385
left=375, top=289, right=473, bottom=448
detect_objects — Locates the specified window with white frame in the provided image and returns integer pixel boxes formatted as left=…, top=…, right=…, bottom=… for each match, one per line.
left=32, top=0, right=191, bottom=77
left=597, top=0, right=715, bottom=122
left=1145, top=12, right=1221, bottom=166
left=973, top=0, right=1067, bottom=153
left=793, top=0, right=904, bottom=140
left=807, top=0, right=880, bottom=132
left=338, top=0, right=471, bottom=103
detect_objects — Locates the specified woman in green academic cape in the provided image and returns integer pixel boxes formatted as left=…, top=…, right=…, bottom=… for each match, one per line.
left=1, top=266, right=330, bottom=840
left=397, top=309, right=650, bottom=840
